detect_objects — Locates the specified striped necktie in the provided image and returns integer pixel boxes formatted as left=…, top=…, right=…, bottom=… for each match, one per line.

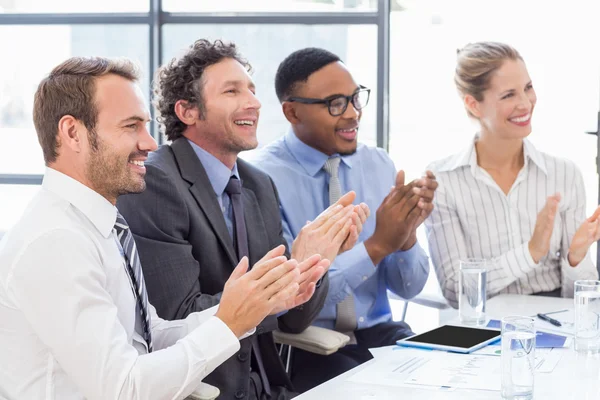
left=114, top=212, right=153, bottom=352
left=323, top=157, right=358, bottom=336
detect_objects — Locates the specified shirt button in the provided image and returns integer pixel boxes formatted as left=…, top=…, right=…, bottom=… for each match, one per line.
left=237, top=352, right=248, bottom=362
left=362, top=275, right=368, bottom=281
left=359, top=317, right=365, bottom=323
left=399, top=258, right=404, bottom=263
left=235, top=391, right=246, bottom=399
left=257, top=326, right=264, bottom=334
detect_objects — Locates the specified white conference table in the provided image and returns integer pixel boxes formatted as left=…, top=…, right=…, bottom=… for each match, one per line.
left=296, top=294, right=600, bottom=400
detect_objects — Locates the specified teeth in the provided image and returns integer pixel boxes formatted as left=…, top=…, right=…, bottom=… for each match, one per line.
left=510, top=114, right=530, bottom=123
left=338, top=128, right=357, bottom=133
left=234, top=120, right=254, bottom=126
left=129, top=160, right=144, bottom=167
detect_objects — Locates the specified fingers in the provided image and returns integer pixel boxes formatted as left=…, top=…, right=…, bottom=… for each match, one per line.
left=261, top=259, right=300, bottom=295
left=290, top=282, right=317, bottom=308
left=360, top=202, right=370, bottom=219
left=255, top=244, right=286, bottom=265
left=268, top=281, right=300, bottom=307
left=296, top=254, right=322, bottom=275
left=395, top=170, right=405, bottom=188
left=334, top=191, right=356, bottom=208
left=228, top=256, right=249, bottom=281
left=587, top=205, right=600, bottom=222
left=246, top=255, right=288, bottom=281
left=321, top=204, right=354, bottom=234
left=330, top=217, right=354, bottom=246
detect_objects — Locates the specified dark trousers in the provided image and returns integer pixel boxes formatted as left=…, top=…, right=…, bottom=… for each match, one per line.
left=248, top=372, right=297, bottom=400
left=290, top=320, right=413, bottom=393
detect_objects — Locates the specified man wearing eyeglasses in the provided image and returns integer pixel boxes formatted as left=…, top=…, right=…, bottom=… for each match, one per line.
left=252, top=47, right=438, bottom=392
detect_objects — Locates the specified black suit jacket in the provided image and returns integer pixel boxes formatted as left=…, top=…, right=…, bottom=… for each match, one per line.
left=117, top=138, right=328, bottom=399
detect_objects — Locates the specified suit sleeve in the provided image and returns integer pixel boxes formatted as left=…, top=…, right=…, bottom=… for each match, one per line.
left=268, top=177, right=329, bottom=334
left=117, top=164, right=222, bottom=320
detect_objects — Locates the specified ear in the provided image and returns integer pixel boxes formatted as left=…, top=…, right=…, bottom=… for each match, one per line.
left=464, top=94, right=482, bottom=118
left=282, top=101, right=301, bottom=124
left=57, top=115, right=83, bottom=154
left=174, top=100, right=200, bottom=125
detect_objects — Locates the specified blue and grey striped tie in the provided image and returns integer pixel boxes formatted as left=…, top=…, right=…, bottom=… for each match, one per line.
left=114, top=212, right=153, bottom=352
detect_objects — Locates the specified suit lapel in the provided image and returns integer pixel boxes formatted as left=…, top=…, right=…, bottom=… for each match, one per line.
left=171, top=138, right=238, bottom=267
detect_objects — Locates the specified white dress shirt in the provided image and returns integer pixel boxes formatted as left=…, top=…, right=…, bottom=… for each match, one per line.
left=0, top=168, right=243, bottom=400
left=425, top=137, right=599, bottom=307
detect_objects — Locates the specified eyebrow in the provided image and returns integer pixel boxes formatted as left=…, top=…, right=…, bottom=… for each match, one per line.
left=499, top=81, right=533, bottom=97
left=222, top=80, right=256, bottom=90
left=119, top=115, right=151, bottom=125
left=323, top=86, right=361, bottom=100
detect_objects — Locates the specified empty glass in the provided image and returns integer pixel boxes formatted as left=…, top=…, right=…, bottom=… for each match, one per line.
left=459, top=259, right=487, bottom=325
left=574, top=280, right=600, bottom=353
left=501, top=316, right=536, bottom=400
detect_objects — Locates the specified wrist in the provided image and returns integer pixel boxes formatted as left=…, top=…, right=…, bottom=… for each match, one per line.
left=365, top=236, right=389, bottom=266
left=400, top=233, right=417, bottom=251
left=568, top=247, right=586, bottom=266
left=528, top=242, right=543, bottom=264
left=215, top=310, right=245, bottom=338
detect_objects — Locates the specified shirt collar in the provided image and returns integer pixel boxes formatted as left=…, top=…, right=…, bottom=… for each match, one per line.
left=284, top=129, right=353, bottom=177
left=42, top=167, right=117, bottom=238
left=188, top=139, right=240, bottom=196
left=437, top=135, right=547, bottom=175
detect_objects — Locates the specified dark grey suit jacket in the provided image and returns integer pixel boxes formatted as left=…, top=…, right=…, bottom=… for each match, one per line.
left=117, top=138, right=328, bottom=399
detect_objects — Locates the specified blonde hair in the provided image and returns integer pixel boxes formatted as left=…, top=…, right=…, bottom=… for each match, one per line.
left=33, top=57, right=141, bottom=164
left=455, top=42, right=523, bottom=113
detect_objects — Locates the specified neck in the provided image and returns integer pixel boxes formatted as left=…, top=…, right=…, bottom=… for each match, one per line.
left=185, top=132, right=237, bottom=170
left=475, top=129, right=524, bottom=171
left=49, top=161, right=117, bottom=205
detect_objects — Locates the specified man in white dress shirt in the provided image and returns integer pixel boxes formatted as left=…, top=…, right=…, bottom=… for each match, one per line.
left=0, top=56, right=312, bottom=400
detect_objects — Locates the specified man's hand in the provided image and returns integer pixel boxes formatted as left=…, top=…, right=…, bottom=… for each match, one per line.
left=270, top=254, right=331, bottom=315
left=339, top=202, right=370, bottom=254
left=364, top=170, right=437, bottom=265
left=215, top=245, right=300, bottom=337
left=528, top=194, right=561, bottom=263
left=291, top=191, right=358, bottom=265
left=568, top=205, right=600, bottom=266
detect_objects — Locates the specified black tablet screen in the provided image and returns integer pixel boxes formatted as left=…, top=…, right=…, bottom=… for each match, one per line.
left=404, top=325, right=500, bottom=349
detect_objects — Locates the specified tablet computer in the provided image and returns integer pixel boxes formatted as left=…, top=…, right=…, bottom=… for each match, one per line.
left=396, top=325, right=501, bottom=353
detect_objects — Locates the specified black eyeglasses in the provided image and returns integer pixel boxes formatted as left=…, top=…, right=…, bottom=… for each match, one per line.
left=287, top=86, right=371, bottom=117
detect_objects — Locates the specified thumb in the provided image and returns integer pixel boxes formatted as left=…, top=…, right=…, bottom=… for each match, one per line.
left=230, top=256, right=249, bottom=280
left=396, top=170, right=405, bottom=188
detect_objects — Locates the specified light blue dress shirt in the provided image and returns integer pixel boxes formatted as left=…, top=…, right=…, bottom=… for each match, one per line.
left=188, top=139, right=239, bottom=240
left=253, top=131, right=429, bottom=330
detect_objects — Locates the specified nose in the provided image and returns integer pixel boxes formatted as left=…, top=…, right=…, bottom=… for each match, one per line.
left=139, top=125, right=158, bottom=152
left=245, top=90, right=261, bottom=111
left=342, top=99, right=360, bottom=119
left=517, top=91, right=533, bottom=111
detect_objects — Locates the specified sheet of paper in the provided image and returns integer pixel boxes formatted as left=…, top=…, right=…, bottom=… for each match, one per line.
left=403, top=353, right=501, bottom=391
left=470, top=346, right=564, bottom=373
left=349, top=348, right=455, bottom=391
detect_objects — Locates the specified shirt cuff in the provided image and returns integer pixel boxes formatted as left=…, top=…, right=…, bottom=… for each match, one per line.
left=502, top=242, right=539, bottom=279
left=180, top=316, right=241, bottom=376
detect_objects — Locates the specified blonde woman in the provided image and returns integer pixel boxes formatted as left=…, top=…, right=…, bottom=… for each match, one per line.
left=425, top=42, right=600, bottom=307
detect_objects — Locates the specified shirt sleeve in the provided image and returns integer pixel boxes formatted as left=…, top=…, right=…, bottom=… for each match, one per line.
left=425, top=178, right=540, bottom=308
left=560, top=165, right=599, bottom=297
left=380, top=242, right=429, bottom=300
left=7, top=229, right=240, bottom=400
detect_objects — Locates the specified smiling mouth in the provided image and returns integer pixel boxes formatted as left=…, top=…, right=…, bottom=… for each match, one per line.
left=129, top=160, right=145, bottom=167
left=234, top=120, right=255, bottom=126
left=509, top=113, right=531, bottom=124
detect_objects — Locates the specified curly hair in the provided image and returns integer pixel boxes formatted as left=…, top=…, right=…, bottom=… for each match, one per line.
left=153, top=39, right=251, bottom=141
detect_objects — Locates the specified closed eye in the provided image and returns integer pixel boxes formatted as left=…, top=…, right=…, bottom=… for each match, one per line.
left=125, top=123, right=137, bottom=129
left=225, top=89, right=238, bottom=94
left=501, top=92, right=514, bottom=100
